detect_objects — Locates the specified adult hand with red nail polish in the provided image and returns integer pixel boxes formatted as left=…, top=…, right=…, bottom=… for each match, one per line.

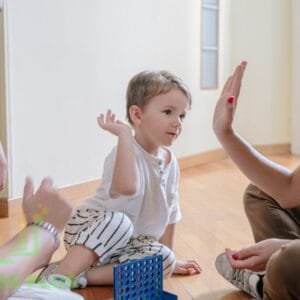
left=212, top=61, right=247, bottom=137
left=224, top=239, right=290, bottom=272
left=214, top=62, right=300, bottom=298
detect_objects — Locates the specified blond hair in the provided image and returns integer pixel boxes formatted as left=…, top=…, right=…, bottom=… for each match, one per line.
left=126, top=70, right=192, bottom=125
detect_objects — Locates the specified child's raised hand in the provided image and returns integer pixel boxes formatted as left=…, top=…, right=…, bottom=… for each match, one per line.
left=97, top=110, right=132, bottom=137
left=173, top=259, right=202, bottom=276
left=23, top=177, right=72, bottom=232
left=213, top=61, right=247, bottom=137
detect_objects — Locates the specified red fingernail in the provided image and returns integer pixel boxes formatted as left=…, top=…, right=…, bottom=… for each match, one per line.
left=227, top=96, right=235, bottom=104
left=232, top=253, right=239, bottom=260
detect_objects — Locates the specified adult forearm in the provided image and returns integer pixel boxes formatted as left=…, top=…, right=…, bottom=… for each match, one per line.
left=0, top=226, right=56, bottom=299
left=217, top=130, right=292, bottom=206
left=112, top=132, right=138, bottom=196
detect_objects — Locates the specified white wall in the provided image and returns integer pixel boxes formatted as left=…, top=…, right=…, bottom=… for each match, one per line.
left=3, top=0, right=291, bottom=198
left=230, top=0, right=291, bottom=145
left=291, top=0, right=300, bottom=154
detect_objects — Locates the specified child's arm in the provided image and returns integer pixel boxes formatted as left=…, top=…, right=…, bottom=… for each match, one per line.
left=98, top=110, right=139, bottom=196
left=0, top=227, right=58, bottom=300
left=0, top=177, right=72, bottom=299
left=213, top=62, right=300, bottom=208
left=159, top=224, right=202, bottom=275
left=159, top=224, right=175, bottom=250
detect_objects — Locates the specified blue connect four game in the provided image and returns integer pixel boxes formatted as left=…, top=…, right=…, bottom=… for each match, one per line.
left=113, top=254, right=177, bottom=300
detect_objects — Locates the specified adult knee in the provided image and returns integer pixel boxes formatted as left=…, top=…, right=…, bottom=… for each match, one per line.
left=265, top=240, right=300, bottom=296
left=243, top=184, right=263, bottom=213
left=243, top=183, right=273, bottom=222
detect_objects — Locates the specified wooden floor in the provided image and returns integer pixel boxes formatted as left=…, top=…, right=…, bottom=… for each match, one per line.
left=2, top=154, right=300, bottom=299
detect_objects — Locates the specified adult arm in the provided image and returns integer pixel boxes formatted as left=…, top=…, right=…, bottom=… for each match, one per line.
left=97, top=110, right=139, bottom=196
left=213, top=62, right=300, bottom=208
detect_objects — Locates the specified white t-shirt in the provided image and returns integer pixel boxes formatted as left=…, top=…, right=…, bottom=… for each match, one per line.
left=84, top=139, right=182, bottom=240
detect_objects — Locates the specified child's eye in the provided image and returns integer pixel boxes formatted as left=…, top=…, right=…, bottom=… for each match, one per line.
left=163, top=109, right=172, bottom=116
left=180, top=114, right=186, bottom=121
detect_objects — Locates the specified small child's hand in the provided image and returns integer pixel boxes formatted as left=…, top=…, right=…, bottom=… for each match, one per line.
left=23, top=177, right=72, bottom=232
left=173, top=259, right=202, bottom=276
left=97, top=110, right=132, bottom=137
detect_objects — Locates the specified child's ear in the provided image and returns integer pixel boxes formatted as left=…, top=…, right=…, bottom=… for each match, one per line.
left=129, top=105, right=142, bottom=125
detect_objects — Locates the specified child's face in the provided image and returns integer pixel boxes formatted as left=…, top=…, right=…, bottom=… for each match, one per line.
left=138, top=89, right=189, bottom=149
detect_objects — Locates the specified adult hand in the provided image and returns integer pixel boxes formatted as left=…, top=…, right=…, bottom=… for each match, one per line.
left=173, top=259, right=202, bottom=275
left=213, top=61, right=247, bottom=137
left=225, top=238, right=291, bottom=272
left=22, top=177, right=72, bottom=231
left=0, top=142, right=7, bottom=191
left=97, top=110, right=132, bottom=137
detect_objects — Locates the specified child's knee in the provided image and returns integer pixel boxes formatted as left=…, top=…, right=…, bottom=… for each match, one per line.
left=108, top=211, right=134, bottom=237
left=91, top=211, right=133, bottom=256
left=119, top=212, right=134, bottom=231
left=161, top=247, right=176, bottom=278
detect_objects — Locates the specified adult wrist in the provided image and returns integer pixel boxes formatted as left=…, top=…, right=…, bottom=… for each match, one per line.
left=215, top=128, right=235, bottom=142
left=27, top=220, right=60, bottom=248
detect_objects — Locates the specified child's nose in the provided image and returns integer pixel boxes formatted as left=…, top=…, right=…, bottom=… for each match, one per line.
left=172, top=117, right=182, bottom=127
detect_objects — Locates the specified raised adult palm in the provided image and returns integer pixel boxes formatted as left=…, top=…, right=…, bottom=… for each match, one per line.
left=213, top=61, right=247, bottom=136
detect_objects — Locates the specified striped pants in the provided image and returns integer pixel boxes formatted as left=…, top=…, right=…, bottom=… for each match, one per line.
left=64, top=206, right=176, bottom=277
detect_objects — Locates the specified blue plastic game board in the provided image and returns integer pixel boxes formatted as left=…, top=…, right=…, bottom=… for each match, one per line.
left=113, top=254, right=177, bottom=300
